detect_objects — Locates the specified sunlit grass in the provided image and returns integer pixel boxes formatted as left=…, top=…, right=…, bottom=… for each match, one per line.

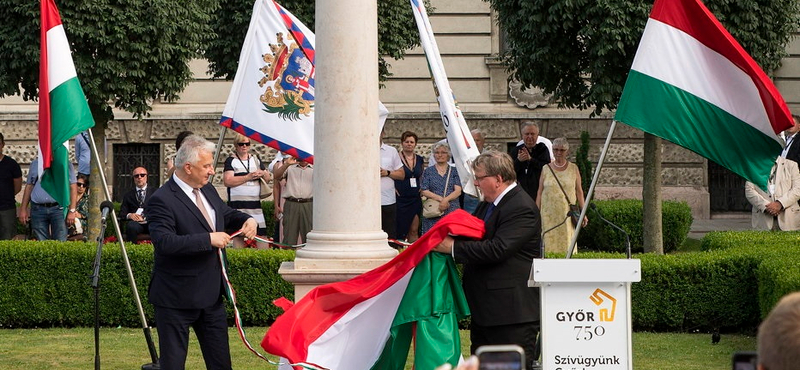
left=0, top=327, right=755, bottom=370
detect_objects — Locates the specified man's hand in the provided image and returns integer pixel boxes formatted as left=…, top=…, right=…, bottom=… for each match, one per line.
left=433, top=236, right=454, bottom=254
left=129, top=213, right=145, bottom=222
left=766, top=201, right=783, bottom=216
left=66, top=211, right=76, bottom=225
left=18, top=208, right=28, bottom=225
left=517, top=148, right=530, bottom=162
left=210, top=232, right=232, bottom=248
left=241, top=218, right=258, bottom=239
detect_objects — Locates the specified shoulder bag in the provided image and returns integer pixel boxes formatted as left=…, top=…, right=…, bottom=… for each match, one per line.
left=422, top=166, right=451, bottom=219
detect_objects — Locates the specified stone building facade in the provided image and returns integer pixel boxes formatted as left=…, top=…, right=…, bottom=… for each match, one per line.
left=1, top=0, right=799, bottom=218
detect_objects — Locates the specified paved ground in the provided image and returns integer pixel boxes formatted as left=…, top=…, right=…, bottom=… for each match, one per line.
left=688, top=212, right=752, bottom=240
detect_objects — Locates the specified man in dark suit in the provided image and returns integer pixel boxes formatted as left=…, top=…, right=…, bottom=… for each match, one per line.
left=782, top=114, right=800, bottom=165
left=511, top=121, right=551, bottom=198
left=434, top=150, right=542, bottom=370
left=119, top=166, right=156, bottom=242
left=146, top=135, right=257, bottom=370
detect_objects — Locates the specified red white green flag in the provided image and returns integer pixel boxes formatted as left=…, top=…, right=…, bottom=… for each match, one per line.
left=615, top=0, right=793, bottom=190
left=39, top=0, right=94, bottom=207
left=262, top=210, right=482, bottom=370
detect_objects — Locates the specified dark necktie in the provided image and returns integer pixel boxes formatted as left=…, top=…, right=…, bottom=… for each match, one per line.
left=483, top=203, right=495, bottom=221
left=137, top=190, right=145, bottom=205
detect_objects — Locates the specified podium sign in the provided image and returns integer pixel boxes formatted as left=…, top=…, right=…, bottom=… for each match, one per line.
left=530, top=259, right=641, bottom=370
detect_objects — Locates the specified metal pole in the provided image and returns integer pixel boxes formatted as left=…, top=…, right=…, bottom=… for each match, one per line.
left=210, top=127, right=227, bottom=183
left=85, top=129, right=159, bottom=366
left=566, top=120, right=618, bottom=258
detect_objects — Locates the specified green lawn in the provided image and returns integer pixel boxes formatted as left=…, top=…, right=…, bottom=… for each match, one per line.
left=0, top=327, right=755, bottom=369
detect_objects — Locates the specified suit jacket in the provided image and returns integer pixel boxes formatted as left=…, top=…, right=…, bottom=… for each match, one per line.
left=453, top=185, right=541, bottom=327
left=510, top=143, right=551, bottom=198
left=146, top=179, right=251, bottom=309
left=785, top=134, right=800, bottom=166
left=119, top=186, right=156, bottom=221
left=744, top=157, right=800, bottom=231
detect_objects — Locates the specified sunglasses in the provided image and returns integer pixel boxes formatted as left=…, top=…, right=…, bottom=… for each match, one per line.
left=76, top=182, right=87, bottom=188
left=133, top=174, right=148, bottom=178
left=237, top=142, right=251, bottom=147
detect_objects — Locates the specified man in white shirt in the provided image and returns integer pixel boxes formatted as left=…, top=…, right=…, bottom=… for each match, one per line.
left=380, top=129, right=404, bottom=239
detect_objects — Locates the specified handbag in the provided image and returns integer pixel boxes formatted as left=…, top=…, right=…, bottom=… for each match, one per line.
left=421, top=166, right=451, bottom=219
left=250, top=154, right=272, bottom=199
left=258, top=177, right=272, bottom=199
left=547, top=164, right=581, bottom=226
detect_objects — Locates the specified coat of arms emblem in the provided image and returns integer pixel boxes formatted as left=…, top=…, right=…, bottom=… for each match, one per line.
left=259, top=32, right=315, bottom=121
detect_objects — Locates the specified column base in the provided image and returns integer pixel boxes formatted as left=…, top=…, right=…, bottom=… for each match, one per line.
left=280, top=257, right=395, bottom=300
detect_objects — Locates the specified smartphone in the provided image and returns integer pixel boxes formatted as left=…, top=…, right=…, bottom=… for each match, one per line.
left=732, top=351, right=757, bottom=370
left=476, top=344, right=525, bottom=370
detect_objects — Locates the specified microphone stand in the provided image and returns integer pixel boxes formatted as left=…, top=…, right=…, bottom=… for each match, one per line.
left=91, top=205, right=112, bottom=370
left=589, top=204, right=631, bottom=258
left=540, top=214, right=570, bottom=258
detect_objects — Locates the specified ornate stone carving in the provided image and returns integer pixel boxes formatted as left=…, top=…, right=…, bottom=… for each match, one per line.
left=509, top=80, right=551, bottom=109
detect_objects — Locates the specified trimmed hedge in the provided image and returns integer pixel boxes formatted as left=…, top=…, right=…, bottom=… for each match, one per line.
left=4, top=230, right=800, bottom=333
left=0, top=241, right=293, bottom=328
left=577, top=199, right=693, bottom=253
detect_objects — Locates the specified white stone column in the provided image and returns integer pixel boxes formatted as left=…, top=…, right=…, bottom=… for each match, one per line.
left=279, top=0, right=397, bottom=299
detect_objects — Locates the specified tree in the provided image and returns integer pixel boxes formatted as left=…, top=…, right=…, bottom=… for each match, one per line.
left=486, top=0, right=800, bottom=115
left=488, top=0, right=800, bottom=253
left=0, top=0, right=218, bottom=241
left=203, top=0, right=423, bottom=83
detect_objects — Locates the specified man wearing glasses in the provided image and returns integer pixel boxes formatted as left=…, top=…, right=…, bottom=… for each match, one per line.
left=434, top=150, right=542, bottom=370
left=120, top=167, right=155, bottom=242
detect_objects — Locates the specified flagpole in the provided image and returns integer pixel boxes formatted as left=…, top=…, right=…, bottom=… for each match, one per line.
left=86, top=129, right=160, bottom=368
left=565, top=120, right=617, bottom=258
left=210, top=127, right=227, bottom=183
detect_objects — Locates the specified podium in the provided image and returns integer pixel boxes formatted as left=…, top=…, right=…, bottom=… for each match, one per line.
left=530, top=259, right=641, bottom=370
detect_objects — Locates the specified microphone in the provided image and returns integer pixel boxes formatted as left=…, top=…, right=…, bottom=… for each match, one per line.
left=540, top=213, right=571, bottom=258
left=99, top=201, right=114, bottom=224
left=589, top=203, right=632, bottom=258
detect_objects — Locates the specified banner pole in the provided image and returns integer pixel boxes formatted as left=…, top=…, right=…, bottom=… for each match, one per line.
left=566, top=120, right=617, bottom=258
left=210, top=127, right=228, bottom=183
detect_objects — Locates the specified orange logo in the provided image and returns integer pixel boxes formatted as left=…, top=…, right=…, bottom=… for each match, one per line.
left=589, top=288, right=617, bottom=322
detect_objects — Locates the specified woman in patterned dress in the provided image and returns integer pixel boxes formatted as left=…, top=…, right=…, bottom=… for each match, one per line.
left=420, top=142, right=462, bottom=235
left=536, top=137, right=587, bottom=254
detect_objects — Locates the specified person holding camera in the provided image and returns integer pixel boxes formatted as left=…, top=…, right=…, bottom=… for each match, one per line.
left=434, top=150, right=541, bottom=370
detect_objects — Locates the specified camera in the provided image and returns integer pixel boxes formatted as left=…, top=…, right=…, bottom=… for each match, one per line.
left=732, top=351, right=757, bottom=370
left=476, top=344, right=525, bottom=370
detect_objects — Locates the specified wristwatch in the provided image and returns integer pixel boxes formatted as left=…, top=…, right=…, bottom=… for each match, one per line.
left=69, top=208, right=77, bottom=213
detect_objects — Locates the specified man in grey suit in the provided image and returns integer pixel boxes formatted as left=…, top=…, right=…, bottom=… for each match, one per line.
left=146, top=135, right=257, bottom=370
left=434, top=150, right=541, bottom=370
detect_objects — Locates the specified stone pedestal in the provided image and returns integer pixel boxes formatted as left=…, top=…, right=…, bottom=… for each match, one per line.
left=279, top=0, right=397, bottom=300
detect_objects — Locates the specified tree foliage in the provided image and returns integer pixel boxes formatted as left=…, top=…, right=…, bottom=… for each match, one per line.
left=486, top=0, right=800, bottom=115
left=203, top=0, right=423, bottom=83
left=0, top=0, right=218, bottom=122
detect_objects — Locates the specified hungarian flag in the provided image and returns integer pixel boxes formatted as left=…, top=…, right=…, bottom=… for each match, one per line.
left=39, top=0, right=94, bottom=207
left=615, top=0, right=793, bottom=190
left=262, top=210, right=482, bottom=370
